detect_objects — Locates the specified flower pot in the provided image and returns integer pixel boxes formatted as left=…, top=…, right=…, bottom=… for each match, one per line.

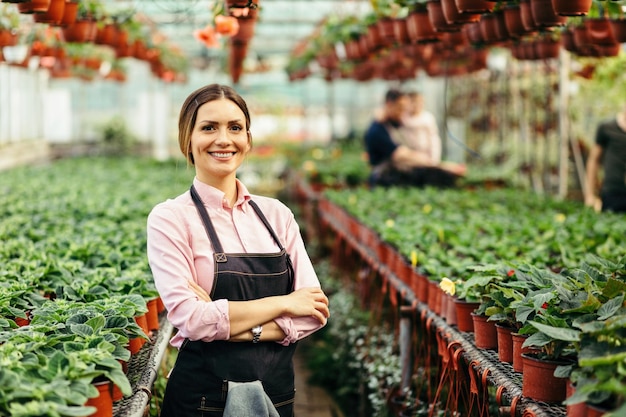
left=479, top=12, right=509, bottom=44
left=427, top=1, right=461, bottom=33
left=512, top=332, right=532, bottom=372
left=609, top=18, right=626, bottom=43
left=585, top=18, right=617, bottom=46
left=62, top=19, right=97, bottom=43
left=463, top=21, right=483, bottom=44
left=471, top=313, right=498, bottom=349
left=586, top=403, right=611, bottom=417
left=454, top=299, right=480, bottom=332
left=59, top=0, right=78, bottom=26
left=414, top=271, right=429, bottom=303
left=496, top=324, right=514, bottom=363
left=530, top=0, right=567, bottom=28
left=455, top=0, right=496, bottom=14
left=444, top=293, right=457, bottom=325
left=441, top=0, right=480, bottom=25
left=535, top=37, right=560, bottom=59
left=146, top=297, right=160, bottom=331
left=519, top=0, right=538, bottom=31
left=406, top=10, right=440, bottom=43
left=18, top=0, right=50, bottom=13
left=521, top=353, right=570, bottom=403
left=551, top=0, right=592, bottom=16
left=427, top=280, right=442, bottom=315
left=33, top=0, right=65, bottom=25
left=503, top=5, right=527, bottom=39
left=156, top=295, right=166, bottom=313
left=85, top=380, right=113, bottom=417
left=394, top=18, right=409, bottom=45
left=566, top=382, right=587, bottom=417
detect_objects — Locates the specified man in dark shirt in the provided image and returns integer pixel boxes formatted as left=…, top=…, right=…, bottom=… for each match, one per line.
left=585, top=105, right=626, bottom=213
left=364, top=88, right=466, bottom=187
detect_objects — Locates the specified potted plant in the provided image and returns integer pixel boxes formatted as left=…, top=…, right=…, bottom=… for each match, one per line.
left=0, top=4, right=20, bottom=48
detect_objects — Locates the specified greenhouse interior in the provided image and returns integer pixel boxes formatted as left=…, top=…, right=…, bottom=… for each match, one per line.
left=1, top=0, right=626, bottom=416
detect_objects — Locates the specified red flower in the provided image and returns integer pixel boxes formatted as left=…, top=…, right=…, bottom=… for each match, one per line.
left=214, top=15, right=239, bottom=36
left=541, top=302, right=549, bottom=309
left=194, top=25, right=220, bottom=49
left=507, top=269, right=515, bottom=277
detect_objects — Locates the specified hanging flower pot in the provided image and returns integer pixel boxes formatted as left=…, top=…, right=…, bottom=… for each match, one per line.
left=455, top=0, right=496, bottom=14
left=521, top=353, right=571, bottom=403
left=394, top=18, right=409, bottom=45
left=551, top=0, right=592, bottom=16
left=609, top=18, right=626, bottom=43
left=377, top=17, right=397, bottom=47
left=519, top=0, right=538, bottom=31
left=503, top=4, right=527, bottom=39
left=441, top=0, right=480, bottom=24
left=406, top=9, right=440, bottom=43
left=535, top=36, right=560, bottom=59
left=17, top=0, right=50, bottom=14
left=0, top=29, right=18, bottom=48
left=463, top=21, right=484, bottom=44
left=59, top=0, right=78, bottom=26
left=530, top=0, right=567, bottom=28
left=95, top=23, right=117, bottom=46
left=561, top=27, right=578, bottom=52
left=427, top=1, right=462, bottom=33
left=344, top=39, right=362, bottom=60
left=585, top=18, right=617, bottom=45
left=471, top=313, right=498, bottom=349
left=33, top=0, right=65, bottom=25
left=62, top=19, right=97, bottom=42
left=479, top=13, right=506, bottom=44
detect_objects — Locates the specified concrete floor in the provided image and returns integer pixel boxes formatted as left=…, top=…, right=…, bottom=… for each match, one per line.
left=293, top=348, right=344, bottom=417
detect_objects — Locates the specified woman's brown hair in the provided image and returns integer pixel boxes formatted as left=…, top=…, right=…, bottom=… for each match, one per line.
left=178, top=84, right=251, bottom=164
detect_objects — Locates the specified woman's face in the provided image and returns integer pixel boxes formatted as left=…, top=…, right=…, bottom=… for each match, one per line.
left=190, top=98, right=251, bottom=185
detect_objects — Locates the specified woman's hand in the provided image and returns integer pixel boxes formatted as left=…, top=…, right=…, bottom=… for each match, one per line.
left=188, top=280, right=212, bottom=302
left=283, top=287, right=330, bottom=325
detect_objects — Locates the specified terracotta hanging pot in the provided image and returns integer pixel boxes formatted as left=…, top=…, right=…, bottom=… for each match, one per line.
left=406, top=9, right=440, bottom=43
left=585, top=18, right=617, bottom=45
left=344, top=39, right=363, bottom=60
left=377, top=17, right=397, bottom=46
left=0, top=30, right=18, bottom=48
left=232, top=17, right=256, bottom=43
left=393, top=18, right=410, bottom=45
left=61, top=19, right=97, bottom=43
left=95, top=23, right=117, bottom=46
left=463, top=21, right=484, bottom=44
left=427, top=1, right=461, bottom=33
left=551, top=0, right=592, bottom=16
left=561, top=28, right=578, bottom=52
left=530, top=0, right=567, bottom=28
left=519, top=0, right=538, bottom=32
left=609, top=18, right=626, bottom=43
left=572, top=25, right=590, bottom=50
left=503, top=4, right=527, bottom=38
left=17, top=0, right=50, bottom=13
left=479, top=13, right=508, bottom=44
left=441, top=0, right=480, bottom=24
left=521, top=353, right=572, bottom=403
left=33, top=0, right=65, bottom=25
left=455, top=0, right=496, bottom=14
left=59, top=0, right=78, bottom=27
left=229, top=40, right=248, bottom=84
left=535, top=36, right=560, bottom=59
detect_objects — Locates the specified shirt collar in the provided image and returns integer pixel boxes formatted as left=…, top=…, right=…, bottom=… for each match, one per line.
left=192, top=178, right=252, bottom=211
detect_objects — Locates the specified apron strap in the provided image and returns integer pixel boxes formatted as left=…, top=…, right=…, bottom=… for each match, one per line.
left=190, top=185, right=225, bottom=255
left=249, top=200, right=295, bottom=290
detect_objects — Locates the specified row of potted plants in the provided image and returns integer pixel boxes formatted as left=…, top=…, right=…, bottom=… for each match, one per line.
left=286, top=0, right=626, bottom=82
left=0, top=1, right=189, bottom=83
left=317, top=184, right=625, bottom=414
left=0, top=157, right=195, bottom=416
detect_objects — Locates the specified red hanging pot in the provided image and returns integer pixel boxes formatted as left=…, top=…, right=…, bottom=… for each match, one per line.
left=551, top=0, right=592, bottom=16
left=609, top=18, right=626, bottom=43
left=519, top=0, right=538, bottom=32
left=406, top=10, right=440, bottom=43
left=59, top=0, right=78, bottom=27
left=585, top=18, right=617, bottom=46
left=503, top=4, right=527, bottom=39
left=441, top=0, right=480, bottom=24
left=530, top=0, right=567, bottom=28
left=427, top=1, right=461, bottom=33
left=33, top=0, right=65, bottom=25
left=454, top=0, right=496, bottom=14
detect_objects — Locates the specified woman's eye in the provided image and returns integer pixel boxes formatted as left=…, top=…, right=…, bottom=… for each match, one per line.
left=201, top=125, right=215, bottom=131
left=230, top=125, right=243, bottom=131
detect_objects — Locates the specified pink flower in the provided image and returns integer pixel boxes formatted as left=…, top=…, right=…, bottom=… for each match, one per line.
left=193, top=25, right=220, bottom=48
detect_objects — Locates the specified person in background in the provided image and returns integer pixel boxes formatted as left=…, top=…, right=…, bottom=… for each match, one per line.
left=147, top=84, right=330, bottom=417
left=401, top=90, right=442, bottom=165
left=585, top=103, right=626, bottom=213
left=364, top=88, right=466, bottom=188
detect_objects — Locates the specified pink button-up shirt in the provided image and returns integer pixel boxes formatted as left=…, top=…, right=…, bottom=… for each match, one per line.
left=147, top=178, right=324, bottom=348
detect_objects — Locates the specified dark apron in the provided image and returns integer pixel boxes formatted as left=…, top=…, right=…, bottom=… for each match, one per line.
left=159, top=186, right=297, bottom=417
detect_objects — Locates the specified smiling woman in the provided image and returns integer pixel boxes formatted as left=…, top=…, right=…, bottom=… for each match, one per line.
left=147, top=84, right=330, bottom=417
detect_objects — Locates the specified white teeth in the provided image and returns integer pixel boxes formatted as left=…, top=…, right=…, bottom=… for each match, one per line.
left=212, top=152, right=234, bottom=158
